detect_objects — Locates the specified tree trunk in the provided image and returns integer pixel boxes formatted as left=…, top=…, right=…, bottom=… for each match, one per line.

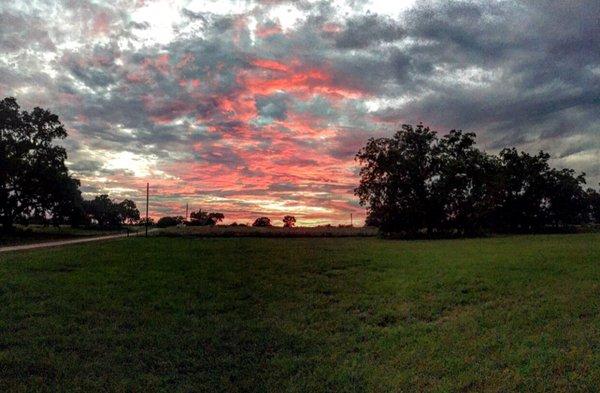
left=1, top=214, right=14, bottom=233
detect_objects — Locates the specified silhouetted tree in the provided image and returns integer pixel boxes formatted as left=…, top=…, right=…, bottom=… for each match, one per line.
left=252, top=217, right=272, bottom=227
left=356, top=123, right=592, bottom=236
left=586, top=188, right=600, bottom=224
left=434, top=130, right=502, bottom=235
left=355, top=124, right=439, bottom=235
left=138, top=217, right=155, bottom=226
left=119, top=199, right=140, bottom=225
left=209, top=212, right=225, bottom=224
left=156, top=216, right=184, bottom=228
left=83, top=195, right=135, bottom=229
left=0, top=97, right=83, bottom=231
left=283, top=215, right=296, bottom=227
left=494, top=148, right=553, bottom=232
left=544, top=168, right=588, bottom=228
left=189, top=209, right=224, bottom=226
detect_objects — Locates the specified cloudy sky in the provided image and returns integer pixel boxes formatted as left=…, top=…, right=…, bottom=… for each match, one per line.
left=1, top=0, right=598, bottom=225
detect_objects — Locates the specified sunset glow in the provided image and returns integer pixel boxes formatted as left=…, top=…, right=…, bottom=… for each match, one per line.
left=2, top=0, right=598, bottom=225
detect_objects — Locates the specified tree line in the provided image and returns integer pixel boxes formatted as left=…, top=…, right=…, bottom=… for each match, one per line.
left=356, top=124, right=600, bottom=236
left=155, top=214, right=298, bottom=228
left=3, top=97, right=599, bottom=236
left=0, top=97, right=142, bottom=231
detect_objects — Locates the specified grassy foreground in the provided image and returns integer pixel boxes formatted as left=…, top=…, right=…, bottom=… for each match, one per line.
left=0, top=234, right=599, bottom=391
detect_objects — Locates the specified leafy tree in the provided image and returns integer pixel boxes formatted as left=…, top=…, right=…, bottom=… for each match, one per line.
left=118, top=199, right=140, bottom=225
left=83, top=195, right=122, bottom=229
left=209, top=212, right=225, bottom=224
left=495, top=149, right=554, bottom=232
left=544, top=168, right=587, bottom=228
left=283, top=215, right=296, bottom=227
left=355, top=124, right=439, bottom=235
left=189, top=209, right=224, bottom=226
left=252, top=217, right=272, bottom=227
left=587, top=188, right=600, bottom=224
left=0, top=97, right=83, bottom=231
left=138, top=217, right=155, bottom=226
left=356, top=123, right=592, bottom=236
left=435, top=130, right=502, bottom=235
left=156, top=216, right=184, bottom=228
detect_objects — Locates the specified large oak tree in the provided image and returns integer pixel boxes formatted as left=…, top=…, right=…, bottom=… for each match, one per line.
left=0, top=97, right=83, bottom=231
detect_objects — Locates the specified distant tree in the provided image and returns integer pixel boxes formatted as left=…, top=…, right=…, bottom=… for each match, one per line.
left=189, top=209, right=224, bottom=226
left=138, top=217, right=155, bottom=226
left=283, top=215, right=296, bottom=228
left=208, top=212, right=225, bottom=224
left=586, top=188, right=600, bottom=224
left=156, top=216, right=184, bottom=228
left=83, top=195, right=121, bottom=229
left=0, top=97, right=83, bottom=231
left=189, top=209, right=210, bottom=226
left=252, top=217, right=272, bottom=227
left=118, top=199, right=140, bottom=225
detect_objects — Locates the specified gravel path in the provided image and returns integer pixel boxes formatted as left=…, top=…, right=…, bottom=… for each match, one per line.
left=0, top=230, right=153, bottom=253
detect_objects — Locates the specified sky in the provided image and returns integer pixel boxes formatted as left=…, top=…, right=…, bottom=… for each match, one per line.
left=1, top=0, right=598, bottom=225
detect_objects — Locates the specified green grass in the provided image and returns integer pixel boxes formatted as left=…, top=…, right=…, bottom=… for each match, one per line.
left=0, top=234, right=599, bottom=391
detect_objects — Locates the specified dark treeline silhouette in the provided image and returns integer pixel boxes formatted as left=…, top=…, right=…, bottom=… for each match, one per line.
left=157, top=209, right=225, bottom=227
left=83, top=194, right=140, bottom=229
left=356, top=124, right=600, bottom=237
left=1, top=97, right=140, bottom=231
left=4, top=97, right=598, bottom=236
left=157, top=216, right=184, bottom=228
left=252, top=217, right=272, bottom=227
left=283, top=215, right=296, bottom=227
left=0, top=97, right=83, bottom=231
left=189, top=209, right=224, bottom=226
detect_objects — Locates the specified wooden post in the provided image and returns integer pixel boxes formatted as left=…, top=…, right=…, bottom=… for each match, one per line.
left=145, top=182, right=149, bottom=237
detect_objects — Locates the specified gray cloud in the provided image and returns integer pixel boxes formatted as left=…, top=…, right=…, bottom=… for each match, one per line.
left=334, top=14, right=405, bottom=49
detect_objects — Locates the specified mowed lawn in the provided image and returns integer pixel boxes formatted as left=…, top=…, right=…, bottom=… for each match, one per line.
left=0, top=235, right=599, bottom=391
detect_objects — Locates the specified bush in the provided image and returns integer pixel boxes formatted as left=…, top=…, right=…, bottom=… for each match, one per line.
left=156, top=216, right=184, bottom=228
left=252, top=217, right=272, bottom=227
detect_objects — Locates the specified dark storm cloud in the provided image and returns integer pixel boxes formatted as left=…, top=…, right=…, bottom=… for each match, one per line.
left=368, top=0, right=599, bottom=184
left=334, top=14, right=405, bottom=49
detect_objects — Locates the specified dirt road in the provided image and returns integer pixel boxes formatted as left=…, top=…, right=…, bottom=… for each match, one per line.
left=0, top=230, right=152, bottom=253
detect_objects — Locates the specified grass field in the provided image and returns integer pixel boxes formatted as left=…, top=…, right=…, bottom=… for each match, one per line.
left=0, top=234, right=599, bottom=391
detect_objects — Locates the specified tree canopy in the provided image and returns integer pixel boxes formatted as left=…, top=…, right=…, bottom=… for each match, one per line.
left=283, top=215, right=296, bottom=228
left=82, top=195, right=140, bottom=229
left=252, top=217, right=272, bottom=227
left=156, top=216, right=184, bottom=228
left=356, top=124, right=597, bottom=236
left=0, top=97, right=84, bottom=230
left=188, top=209, right=224, bottom=226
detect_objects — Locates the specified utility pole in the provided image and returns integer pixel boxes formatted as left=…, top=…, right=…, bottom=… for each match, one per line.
left=185, top=203, right=188, bottom=221
left=145, top=182, right=149, bottom=237
left=350, top=213, right=353, bottom=227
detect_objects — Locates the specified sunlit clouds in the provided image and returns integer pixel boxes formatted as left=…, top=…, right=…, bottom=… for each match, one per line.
left=1, top=0, right=598, bottom=225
